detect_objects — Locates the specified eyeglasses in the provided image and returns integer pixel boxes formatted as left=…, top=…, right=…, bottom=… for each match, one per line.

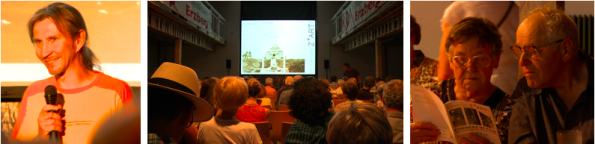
left=450, top=55, right=492, bottom=68
left=510, top=39, right=564, bottom=59
left=187, top=106, right=196, bottom=128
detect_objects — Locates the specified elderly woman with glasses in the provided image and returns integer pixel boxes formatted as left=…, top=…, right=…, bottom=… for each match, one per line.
left=411, top=17, right=513, bottom=144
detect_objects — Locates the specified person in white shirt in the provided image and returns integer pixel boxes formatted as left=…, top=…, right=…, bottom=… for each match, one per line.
left=197, top=77, right=262, bottom=144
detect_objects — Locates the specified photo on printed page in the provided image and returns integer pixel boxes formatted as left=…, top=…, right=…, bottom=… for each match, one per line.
left=1, top=1, right=141, bottom=144
left=464, top=108, right=481, bottom=126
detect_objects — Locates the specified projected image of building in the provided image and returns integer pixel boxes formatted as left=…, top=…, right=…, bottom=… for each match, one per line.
left=263, top=44, right=286, bottom=73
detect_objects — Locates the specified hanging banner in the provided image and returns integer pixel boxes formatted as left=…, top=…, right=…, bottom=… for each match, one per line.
left=160, top=1, right=212, bottom=31
left=341, top=1, right=386, bottom=34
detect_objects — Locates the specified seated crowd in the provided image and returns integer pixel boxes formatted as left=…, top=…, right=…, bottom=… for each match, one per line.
left=410, top=6, right=593, bottom=144
left=148, top=62, right=403, bottom=144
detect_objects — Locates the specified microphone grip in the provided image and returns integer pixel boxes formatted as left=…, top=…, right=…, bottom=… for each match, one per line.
left=49, top=130, right=59, bottom=142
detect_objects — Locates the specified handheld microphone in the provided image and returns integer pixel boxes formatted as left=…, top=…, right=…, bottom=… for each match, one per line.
left=44, top=85, right=60, bottom=142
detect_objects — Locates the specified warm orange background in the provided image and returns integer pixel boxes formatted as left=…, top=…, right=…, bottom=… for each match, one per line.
left=1, top=1, right=141, bottom=63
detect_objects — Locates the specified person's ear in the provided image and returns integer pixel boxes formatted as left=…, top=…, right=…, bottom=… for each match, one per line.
left=561, top=38, right=574, bottom=62
left=74, top=29, right=86, bottom=52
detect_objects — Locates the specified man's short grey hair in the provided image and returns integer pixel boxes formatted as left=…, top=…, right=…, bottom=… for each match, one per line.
left=383, top=79, right=403, bottom=111
left=265, top=78, right=273, bottom=86
left=285, top=76, right=294, bottom=86
left=527, top=6, right=579, bottom=50
left=326, top=103, right=392, bottom=144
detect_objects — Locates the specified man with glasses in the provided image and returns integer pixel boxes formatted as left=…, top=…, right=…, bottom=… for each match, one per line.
left=411, top=17, right=512, bottom=144
left=148, top=62, right=213, bottom=144
left=508, top=6, right=593, bottom=144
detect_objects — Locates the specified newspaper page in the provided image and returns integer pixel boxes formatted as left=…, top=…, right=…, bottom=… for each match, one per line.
left=444, top=100, right=501, bottom=144
left=411, top=85, right=457, bottom=143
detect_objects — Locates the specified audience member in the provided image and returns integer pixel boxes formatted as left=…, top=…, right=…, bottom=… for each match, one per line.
left=258, top=84, right=273, bottom=109
left=329, top=75, right=339, bottom=90
left=148, top=62, right=213, bottom=144
left=275, top=76, right=294, bottom=110
left=264, top=77, right=277, bottom=96
left=326, top=103, right=392, bottom=144
left=357, top=76, right=375, bottom=100
left=200, top=78, right=218, bottom=115
left=372, top=77, right=385, bottom=102
left=508, top=6, right=594, bottom=144
left=374, top=81, right=386, bottom=105
left=333, top=79, right=345, bottom=99
left=237, top=78, right=270, bottom=122
left=197, top=77, right=262, bottom=144
left=383, top=79, right=404, bottom=143
left=385, top=76, right=395, bottom=83
left=437, top=1, right=519, bottom=95
left=410, top=15, right=439, bottom=88
left=318, top=78, right=336, bottom=112
left=370, top=77, right=383, bottom=99
left=318, top=78, right=331, bottom=91
left=285, top=77, right=334, bottom=144
left=294, top=75, right=302, bottom=81
left=334, top=81, right=362, bottom=112
left=412, top=17, right=512, bottom=144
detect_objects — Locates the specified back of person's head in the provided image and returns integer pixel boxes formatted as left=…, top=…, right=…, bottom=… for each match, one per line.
left=247, top=78, right=261, bottom=97
left=265, top=77, right=273, bottom=86
left=318, top=79, right=331, bottom=91
left=294, top=75, right=302, bottom=81
left=384, top=79, right=404, bottom=111
left=199, top=78, right=217, bottom=107
left=337, top=79, right=345, bottom=87
left=385, top=76, right=394, bottom=82
left=326, top=103, right=392, bottom=144
left=341, top=81, right=359, bottom=100
left=348, top=78, right=357, bottom=83
left=214, top=76, right=249, bottom=112
left=411, top=15, right=421, bottom=44
left=375, top=77, right=384, bottom=83
left=28, top=2, right=100, bottom=71
left=258, top=84, right=267, bottom=98
left=330, top=75, right=337, bottom=82
left=288, top=77, right=332, bottom=123
left=284, top=76, right=294, bottom=86
left=365, top=76, right=375, bottom=88
left=343, top=63, right=351, bottom=68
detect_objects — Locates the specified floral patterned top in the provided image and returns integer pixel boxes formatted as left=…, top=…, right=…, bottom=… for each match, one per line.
left=411, top=50, right=439, bottom=88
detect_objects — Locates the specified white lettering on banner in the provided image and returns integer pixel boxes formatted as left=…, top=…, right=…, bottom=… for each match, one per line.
left=160, top=1, right=212, bottom=31
left=340, top=1, right=386, bottom=34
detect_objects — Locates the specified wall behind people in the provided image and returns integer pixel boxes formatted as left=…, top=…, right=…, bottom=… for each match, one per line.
left=178, top=1, right=380, bottom=80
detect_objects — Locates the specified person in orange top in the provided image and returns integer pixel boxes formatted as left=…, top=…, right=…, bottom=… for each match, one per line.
left=237, top=78, right=271, bottom=122
left=264, top=77, right=277, bottom=96
left=11, top=2, right=134, bottom=143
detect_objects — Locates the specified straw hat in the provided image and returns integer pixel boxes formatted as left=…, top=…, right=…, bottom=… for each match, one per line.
left=148, top=62, right=213, bottom=122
